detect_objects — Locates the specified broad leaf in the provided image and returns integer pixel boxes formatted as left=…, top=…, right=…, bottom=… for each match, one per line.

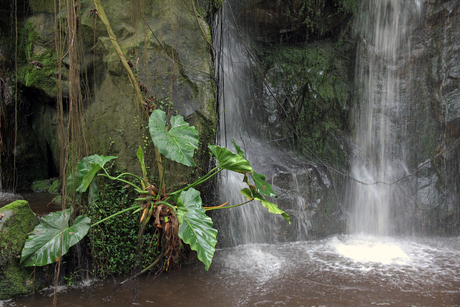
left=231, top=139, right=245, bottom=157
left=251, top=172, right=277, bottom=198
left=68, top=154, right=117, bottom=193
left=174, top=194, right=188, bottom=225
left=253, top=194, right=291, bottom=224
left=178, top=188, right=217, bottom=270
left=208, top=145, right=253, bottom=173
left=21, top=209, right=91, bottom=267
left=240, top=188, right=253, bottom=201
left=149, top=109, right=199, bottom=167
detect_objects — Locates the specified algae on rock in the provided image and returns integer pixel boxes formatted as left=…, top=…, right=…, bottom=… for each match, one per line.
left=0, top=200, right=49, bottom=300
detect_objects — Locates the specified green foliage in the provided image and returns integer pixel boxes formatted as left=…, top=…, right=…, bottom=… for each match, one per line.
left=20, top=209, right=91, bottom=267
left=22, top=110, right=290, bottom=273
left=149, top=109, right=199, bottom=167
left=208, top=145, right=253, bottom=173
left=339, top=0, right=358, bottom=14
left=177, top=188, right=217, bottom=270
left=274, top=0, right=357, bottom=41
left=87, top=178, right=159, bottom=275
left=68, top=155, right=118, bottom=193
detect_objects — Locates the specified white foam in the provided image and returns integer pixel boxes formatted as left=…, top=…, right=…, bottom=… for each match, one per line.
left=220, top=244, right=285, bottom=284
left=332, top=236, right=410, bottom=265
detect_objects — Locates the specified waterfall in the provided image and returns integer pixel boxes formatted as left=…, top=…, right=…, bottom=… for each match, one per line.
left=213, top=0, right=315, bottom=246
left=213, top=0, right=278, bottom=246
left=348, top=0, right=424, bottom=235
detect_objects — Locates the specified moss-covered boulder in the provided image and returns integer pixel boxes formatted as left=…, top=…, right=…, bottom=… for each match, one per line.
left=0, top=200, right=48, bottom=300
left=31, top=178, right=60, bottom=194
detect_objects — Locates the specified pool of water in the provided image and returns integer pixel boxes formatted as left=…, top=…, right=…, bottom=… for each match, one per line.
left=0, top=192, right=59, bottom=216
left=3, top=235, right=460, bottom=306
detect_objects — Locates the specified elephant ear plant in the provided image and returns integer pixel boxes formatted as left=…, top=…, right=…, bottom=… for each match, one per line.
left=20, top=109, right=290, bottom=272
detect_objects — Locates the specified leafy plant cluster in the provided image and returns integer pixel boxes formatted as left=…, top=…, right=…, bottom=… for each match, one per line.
left=19, top=109, right=290, bottom=273
left=87, top=177, right=159, bottom=276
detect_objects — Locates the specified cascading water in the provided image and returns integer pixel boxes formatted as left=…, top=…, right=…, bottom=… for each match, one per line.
left=213, top=0, right=323, bottom=246
left=4, top=1, right=460, bottom=306
left=213, top=0, right=263, bottom=246
left=347, top=0, right=424, bottom=236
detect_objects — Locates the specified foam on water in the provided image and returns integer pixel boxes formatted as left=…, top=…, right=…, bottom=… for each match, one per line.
left=218, top=244, right=285, bottom=285
left=331, top=235, right=410, bottom=265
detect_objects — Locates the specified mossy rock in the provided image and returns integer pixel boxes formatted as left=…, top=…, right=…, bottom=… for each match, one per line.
left=0, top=200, right=48, bottom=300
left=31, top=179, right=52, bottom=193
left=48, top=179, right=60, bottom=195
left=30, top=178, right=60, bottom=194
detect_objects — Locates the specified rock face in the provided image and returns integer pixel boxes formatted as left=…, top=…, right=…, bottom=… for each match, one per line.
left=0, top=200, right=48, bottom=300
left=0, top=0, right=216, bottom=190
left=396, top=1, right=460, bottom=234
left=241, top=0, right=353, bottom=43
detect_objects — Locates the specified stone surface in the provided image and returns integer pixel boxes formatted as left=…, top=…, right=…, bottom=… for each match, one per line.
left=1, top=0, right=217, bottom=189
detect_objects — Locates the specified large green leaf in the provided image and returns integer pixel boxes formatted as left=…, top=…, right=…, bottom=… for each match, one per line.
left=253, top=192, right=291, bottom=224
left=68, top=154, right=117, bottom=193
left=208, top=145, right=253, bottom=173
left=174, top=194, right=188, bottom=225
left=251, top=172, right=277, bottom=198
left=20, top=209, right=91, bottom=267
left=240, top=188, right=253, bottom=201
left=149, top=109, right=199, bottom=167
left=231, top=139, right=245, bottom=157
left=178, top=188, right=217, bottom=270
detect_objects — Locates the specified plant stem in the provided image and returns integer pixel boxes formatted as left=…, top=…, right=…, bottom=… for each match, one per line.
left=169, top=167, right=222, bottom=195
left=120, top=254, right=163, bottom=285
left=155, top=201, right=177, bottom=213
left=205, top=200, right=253, bottom=211
left=91, top=204, right=139, bottom=227
left=114, top=172, right=143, bottom=183
left=98, top=169, right=145, bottom=193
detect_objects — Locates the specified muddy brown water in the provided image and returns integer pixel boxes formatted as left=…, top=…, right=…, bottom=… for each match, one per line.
left=1, top=235, right=459, bottom=306
left=0, top=192, right=59, bottom=216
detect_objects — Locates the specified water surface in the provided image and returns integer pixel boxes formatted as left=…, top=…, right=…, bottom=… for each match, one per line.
left=3, top=235, right=459, bottom=306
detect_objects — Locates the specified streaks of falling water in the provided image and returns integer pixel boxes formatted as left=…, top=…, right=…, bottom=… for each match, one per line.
left=347, top=0, right=424, bottom=236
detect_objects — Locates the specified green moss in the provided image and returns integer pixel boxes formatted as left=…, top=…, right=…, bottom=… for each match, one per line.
left=18, top=49, right=57, bottom=94
left=0, top=200, right=37, bottom=260
left=0, top=200, right=41, bottom=300
left=16, top=20, right=57, bottom=95
left=0, top=263, right=36, bottom=300
left=48, top=179, right=60, bottom=195
left=28, top=0, right=55, bottom=14
left=31, top=179, right=52, bottom=193
left=87, top=178, right=160, bottom=276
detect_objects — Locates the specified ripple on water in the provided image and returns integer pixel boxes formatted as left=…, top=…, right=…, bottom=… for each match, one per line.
left=3, top=235, right=460, bottom=306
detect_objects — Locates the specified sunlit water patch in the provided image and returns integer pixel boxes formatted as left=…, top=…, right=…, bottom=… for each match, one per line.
left=331, top=235, right=410, bottom=265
